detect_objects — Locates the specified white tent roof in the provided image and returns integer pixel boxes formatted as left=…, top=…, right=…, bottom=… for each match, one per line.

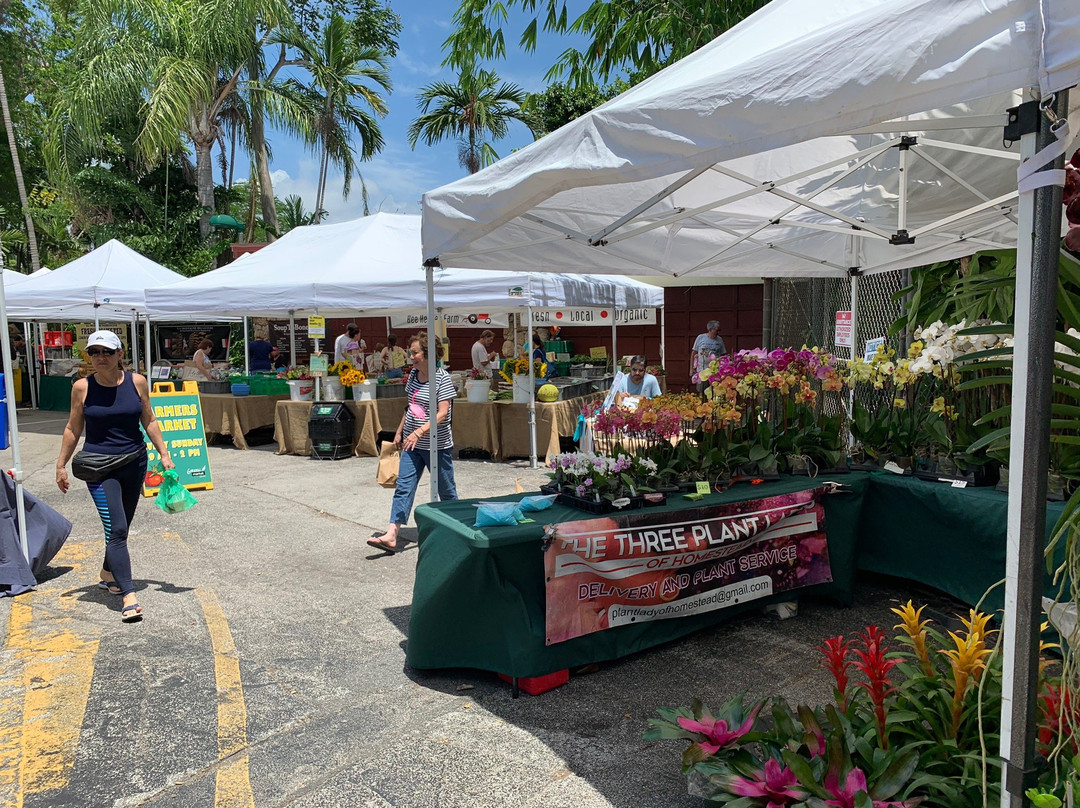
left=144, top=213, right=663, bottom=318
left=421, top=0, right=1080, bottom=279
left=4, top=239, right=187, bottom=320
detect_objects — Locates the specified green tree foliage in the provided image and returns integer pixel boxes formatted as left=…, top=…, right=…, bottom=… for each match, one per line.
left=443, top=0, right=770, bottom=87
left=408, top=65, right=536, bottom=174
left=522, top=80, right=623, bottom=136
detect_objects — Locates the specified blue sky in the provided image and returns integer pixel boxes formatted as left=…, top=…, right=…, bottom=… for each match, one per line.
left=264, top=1, right=588, bottom=222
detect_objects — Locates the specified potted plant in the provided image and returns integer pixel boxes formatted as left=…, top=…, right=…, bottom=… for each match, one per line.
left=283, top=366, right=314, bottom=401
left=465, top=367, right=492, bottom=402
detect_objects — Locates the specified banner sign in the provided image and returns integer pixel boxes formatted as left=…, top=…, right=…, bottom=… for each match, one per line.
left=863, top=337, right=885, bottom=361
left=307, top=315, right=326, bottom=338
left=391, top=312, right=509, bottom=328
left=141, top=381, right=214, bottom=495
left=157, top=323, right=231, bottom=362
left=834, top=311, right=853, bottom=348
left=543, top=488, right=831, bottom=644
left=531, top=307, right=657, bottom=326
left=75, top=323, right=130, bottom=355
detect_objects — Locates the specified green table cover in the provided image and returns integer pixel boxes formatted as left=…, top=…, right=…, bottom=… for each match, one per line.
left=408, top=476, right=867, bottom=679
left=38, top=375, right=74, bottom=411
left=857, top=473, right=1066, bottom=613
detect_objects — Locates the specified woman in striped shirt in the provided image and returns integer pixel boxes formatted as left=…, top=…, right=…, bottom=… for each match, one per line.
left=368, top=334, right=458, bottom=554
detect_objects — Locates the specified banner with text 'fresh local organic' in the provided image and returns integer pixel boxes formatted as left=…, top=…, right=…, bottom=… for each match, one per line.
left=543, top=488, right=830, bottom=644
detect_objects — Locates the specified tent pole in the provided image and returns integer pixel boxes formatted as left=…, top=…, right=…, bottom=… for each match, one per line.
left=130, top=310, right=139, bottom=373
left=143, top=317, right=152, bottom=373
left=660, top=305, right=667, bottom=374
left=999, top=91, right=1068, bottom=808
left=289, top=311, right=296, bottom=367
left=527, top=306, right=537, bottom=469
left=243, top=316, right=250, bottom=375
left=0, top=241, right=29, bottom=566
left=25, top=321, right=35, bottom=410
left=849, top=272, right=859, bottom=363
left=761, top=279, right=773, bottom=350
left=425, top=266, right=438, bottom=502
left=611, top=310, right=617, bottom=375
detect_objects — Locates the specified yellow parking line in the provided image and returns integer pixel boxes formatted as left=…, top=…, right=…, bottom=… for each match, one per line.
left=195, top=588, right=254, bottom=808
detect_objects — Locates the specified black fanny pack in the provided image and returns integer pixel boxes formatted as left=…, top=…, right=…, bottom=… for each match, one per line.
left=70, top=449, right=145, bottom=483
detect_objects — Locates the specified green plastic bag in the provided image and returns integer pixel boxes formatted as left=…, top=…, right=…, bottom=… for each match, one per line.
left=155, top=468, right=198, bottom=514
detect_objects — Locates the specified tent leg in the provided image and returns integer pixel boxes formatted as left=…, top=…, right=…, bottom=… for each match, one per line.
left=849, top=272, right=860, bottom=363
left=527, top=306, right=537, bottom=469
left=289, top=311, right=296, bottom=367
left=144, top=317, right=152, bottom=373
left=425, top=266, right=439, bottom=502
left=660, top=305, right=667, bottom=373
left=761, top=279, right=773, bottom=350
left=243, top=316, right=250, bottom=375
left=999, top=90, right=1068, bottom=808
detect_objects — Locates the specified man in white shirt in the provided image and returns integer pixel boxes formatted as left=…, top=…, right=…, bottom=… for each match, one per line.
left=471, top=330, right=497, bottom=375
left=334, top=323, right=364, bottom=364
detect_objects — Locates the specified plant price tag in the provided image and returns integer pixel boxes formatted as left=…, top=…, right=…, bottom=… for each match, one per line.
left=950, top=479, right=968, bottom=488
left=883, top=461, right=905, bottom=475
left=695, top=481, right=711, bottom=495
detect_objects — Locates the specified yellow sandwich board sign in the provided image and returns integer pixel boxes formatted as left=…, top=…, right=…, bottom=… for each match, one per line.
left=141, top=381, right=214, bottom=496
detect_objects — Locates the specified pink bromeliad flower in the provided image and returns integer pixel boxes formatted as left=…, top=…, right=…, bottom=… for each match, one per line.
left=727, top=758, right=803, bottom=806
left=676, top=702, right=761, bottom=755
left=824, top=768, right=914, bottom=808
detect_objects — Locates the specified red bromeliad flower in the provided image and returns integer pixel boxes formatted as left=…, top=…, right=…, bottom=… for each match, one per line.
left=818, top=635, right=855, bottom=711
left=1038, top=682, right=1080, bottom=757
left=727, top=758, right=803, bottom=807
left=852, top=625, right=899, bottom=749
left=823, top=767, right=914, bottom=808
left=676, top=702, right=762, bottom=756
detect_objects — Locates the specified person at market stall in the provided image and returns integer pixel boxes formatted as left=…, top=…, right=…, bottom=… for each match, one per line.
left=193, top=338, right=216, bottom=380
left=471, top=330, right=497, bottom=375
left=54, top=330, right=174, bottom=623
left=368, top=342, right=385, bottom=376
left=691, top=319, right=727, bottom=392
left=383, top=334, right=407, bottom=379
left=270, top=346, right=288, bottom=370
left=334, top=323, right=364, bottom=364
left=249, top=335, right=274, bottom=371
left=609, top=355, right=662, bottom=407
left=367, top=334, right=457, bottom=555
left=531, top=333, right=554, bottom=379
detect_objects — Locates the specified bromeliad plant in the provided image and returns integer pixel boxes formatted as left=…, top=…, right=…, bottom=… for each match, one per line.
left=642, top=602, right=1073, bottom=807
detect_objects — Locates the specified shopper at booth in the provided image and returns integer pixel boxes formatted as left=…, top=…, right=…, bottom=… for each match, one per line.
left=609, top=355, right=662, bottom=407
left=193, top=338, right=216, bottom=380
left=249, top=335, right=274, bottom=371
left=367, top=334, right=457, bottom=555
left=691, top=319, right=727, bottom=391
left=54, top=329, right=174, bottom=623
left=471, top=330, right=497, bottom=375
left=334, top=323, right=364, bottom=364
left=383, top=334, right=407, bottom=379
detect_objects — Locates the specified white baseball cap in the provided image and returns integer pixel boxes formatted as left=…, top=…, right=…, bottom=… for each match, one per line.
left=85, top=330, right=122, bottom=351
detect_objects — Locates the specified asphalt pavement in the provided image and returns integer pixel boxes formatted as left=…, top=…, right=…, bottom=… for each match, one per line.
left=0, top=408, right=965, bottom=808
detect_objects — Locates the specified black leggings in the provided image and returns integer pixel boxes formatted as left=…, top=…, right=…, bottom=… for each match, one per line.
left=86, top=454, right=147, bottom=597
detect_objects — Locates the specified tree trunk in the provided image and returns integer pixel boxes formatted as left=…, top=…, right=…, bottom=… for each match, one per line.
left=194, top=138, right=216, bottom=238
left=0, top=63, right=39, bottom=271
left=248, top=90, right=278, bottom=239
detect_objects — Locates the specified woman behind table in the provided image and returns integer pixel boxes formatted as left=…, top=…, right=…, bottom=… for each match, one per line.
left=383, top=334, right=407, bottom=379
left=367, top=334, right=457, bottom=554
left=193, top=338, right=216, bottom=380
left=55, top=330, right=175, bottom=623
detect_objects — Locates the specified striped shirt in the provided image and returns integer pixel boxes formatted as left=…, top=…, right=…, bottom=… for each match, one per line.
left=404, top=368, right=456, bottom=451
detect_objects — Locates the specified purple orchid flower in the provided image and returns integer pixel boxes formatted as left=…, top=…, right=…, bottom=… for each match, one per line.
left=676, top=702, right=761, bottom=755
left=727, top=758, right=802, bottom=806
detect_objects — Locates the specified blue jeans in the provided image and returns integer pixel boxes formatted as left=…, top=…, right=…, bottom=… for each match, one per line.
left=385, top=368, right=404, bottom=379
left=390, top=448, right=458, bottom=525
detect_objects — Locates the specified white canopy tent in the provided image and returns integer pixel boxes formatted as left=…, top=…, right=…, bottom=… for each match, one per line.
left=144, top=212, right=663, bottom=467
left=419, top=2, right=1080, bottom=805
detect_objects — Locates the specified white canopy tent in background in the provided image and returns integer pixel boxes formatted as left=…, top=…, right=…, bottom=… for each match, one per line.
left=145, top=212, right=664, bottom=467
left=420, top=2, right=1080, bottom=805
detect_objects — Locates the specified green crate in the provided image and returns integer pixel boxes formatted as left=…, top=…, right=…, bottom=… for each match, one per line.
left=553, top=361, right=572, bottom=376
left=545, top=340, right=573, bottom=354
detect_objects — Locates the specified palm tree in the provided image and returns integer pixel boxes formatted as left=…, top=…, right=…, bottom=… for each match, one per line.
left=285, top=12, right=390, bottom=222
left=0, top=63, right=39, bottom=271
left=278, top=194, right=316, bottom=232
left=66, top=0, right=289, bottom=238
left=408, top=66, right=536, bottom=174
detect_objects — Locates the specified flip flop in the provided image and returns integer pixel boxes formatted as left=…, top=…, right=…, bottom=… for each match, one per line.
left=121, top=603, right=143, bottom=623
left=366, top=537, right=401, bottom=555
left=98, top=580, right=122, bottom=595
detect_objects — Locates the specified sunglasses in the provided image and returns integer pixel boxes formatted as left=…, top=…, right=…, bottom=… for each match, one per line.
left=86, top=348, right=116, bottom=357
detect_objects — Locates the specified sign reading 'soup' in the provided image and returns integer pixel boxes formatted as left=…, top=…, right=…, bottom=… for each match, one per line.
left=141, top=381, right=213, bottom=496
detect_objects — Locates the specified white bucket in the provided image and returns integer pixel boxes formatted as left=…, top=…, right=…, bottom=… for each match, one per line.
left=321, top=377, right=344, bottom=401
left=352, top=381, right=376, bottom=401
left=512, top=375, right=533, bottom=404
left=465, top=379, right=491, bottom=403
left=287, top=379, right=314, bottom=401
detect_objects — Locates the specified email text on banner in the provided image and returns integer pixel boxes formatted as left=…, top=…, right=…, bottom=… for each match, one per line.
left=543, top=489, right=831, bottom=644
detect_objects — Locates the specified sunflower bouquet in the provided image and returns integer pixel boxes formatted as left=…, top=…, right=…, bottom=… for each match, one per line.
left=339, top=367, right=366, bottom=387
left=327, top=361, right=354, bottom=377
left=499, top=357, right=547, bottom=385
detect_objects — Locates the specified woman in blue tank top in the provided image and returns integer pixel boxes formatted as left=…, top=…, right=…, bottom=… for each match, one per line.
left=55, top=330, right=174, bottom=623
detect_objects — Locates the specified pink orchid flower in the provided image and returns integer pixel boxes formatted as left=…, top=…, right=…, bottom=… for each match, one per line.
left=728, top=758, right=802, bottom=806
left=824, top=767, right=911, bottom=808
left=676, top=702, right=761, bottom=755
